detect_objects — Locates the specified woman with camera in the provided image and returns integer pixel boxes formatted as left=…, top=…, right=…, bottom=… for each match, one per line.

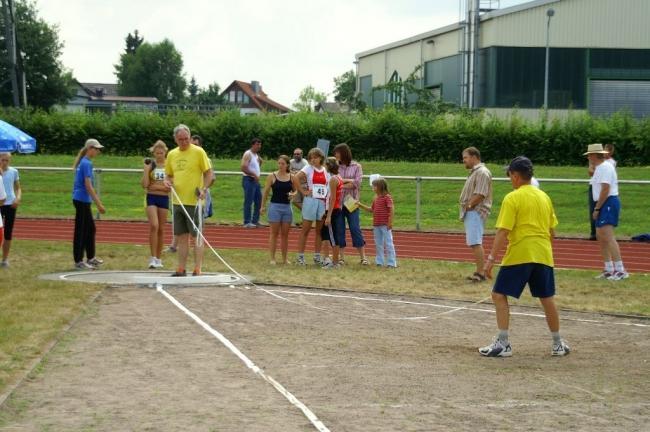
left=141, top=140, right=170, bottom=269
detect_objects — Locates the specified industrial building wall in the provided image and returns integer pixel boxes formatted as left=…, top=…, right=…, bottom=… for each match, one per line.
left=480, top=0, right=650, bottom=49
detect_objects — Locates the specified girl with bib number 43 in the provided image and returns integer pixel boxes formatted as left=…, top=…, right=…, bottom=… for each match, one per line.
left=293, top=147, right=330, bottom=265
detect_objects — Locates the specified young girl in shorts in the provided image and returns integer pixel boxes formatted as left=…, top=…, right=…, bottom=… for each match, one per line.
left=320, top=157, right=345, bottom=269
left=293, top=147, right=329, bottom=265
left=141, top=140, right=170, bottom=269
left=358, top=178, right=397, bottom=268
left=261, top=155, right=295, bottom=264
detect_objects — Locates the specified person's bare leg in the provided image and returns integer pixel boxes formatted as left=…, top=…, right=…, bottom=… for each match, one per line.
left=2, top=239, right=11, bottom=261
left=280, top=222, right=291, bottom=263
left=596, top=227, right=612, bottom=262
left=193, top=238, right=204, bottom=274
left=269, top=222, right=280, bottom=262
left=539, top=296, right=560, bottom=332
left=471, top=244, right=485, bottom=276
left=156, top=208, right=167, bottom=259
left=177, top=233, right=189, bottom=271
left=298, top=221, right=312, bottom=254
left=492, top=292, right=510, bottom=331
left=601, top=225, right=622, bottom=262
left=146, top=206, right=159, bottom=258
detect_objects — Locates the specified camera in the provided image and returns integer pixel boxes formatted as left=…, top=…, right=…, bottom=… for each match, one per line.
left=144, top=158, right=156, bottom=169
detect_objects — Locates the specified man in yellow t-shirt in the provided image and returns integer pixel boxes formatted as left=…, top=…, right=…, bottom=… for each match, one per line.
left=164, top=124, right=213, bottom=277
left=480, top=156, right=570, bottom=358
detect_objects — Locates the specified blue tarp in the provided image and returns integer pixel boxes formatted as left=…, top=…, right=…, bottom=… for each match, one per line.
left=0, top=119, right=37, bottom=153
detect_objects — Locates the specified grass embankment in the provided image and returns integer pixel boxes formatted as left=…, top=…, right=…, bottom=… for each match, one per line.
left=12, top=154, right=650, bottom=236
left=2, top=239, right=649, bottom=398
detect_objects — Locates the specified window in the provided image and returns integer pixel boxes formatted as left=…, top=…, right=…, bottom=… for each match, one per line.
left=229, top=90, right=236, bottom=103
left=243, top=94, right=250, bottom=104
left=237, top=90, right=243, bottom=103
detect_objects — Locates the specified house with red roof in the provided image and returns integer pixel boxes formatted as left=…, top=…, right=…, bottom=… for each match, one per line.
left=221, top=80, right=290, bottom=115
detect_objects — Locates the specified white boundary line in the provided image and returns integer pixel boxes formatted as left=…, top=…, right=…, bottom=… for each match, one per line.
left=268, top=289, right=650, bottom=328
left=156, top=284, right=330, bottom=432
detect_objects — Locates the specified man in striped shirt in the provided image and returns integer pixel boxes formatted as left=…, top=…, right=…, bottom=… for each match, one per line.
left=459, top=147, right=493, bottom=282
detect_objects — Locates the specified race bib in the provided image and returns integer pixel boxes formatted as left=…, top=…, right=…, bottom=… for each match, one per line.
left=312, top=184, right=328, bottom=199
left=153, top=168, right=166, bottom=181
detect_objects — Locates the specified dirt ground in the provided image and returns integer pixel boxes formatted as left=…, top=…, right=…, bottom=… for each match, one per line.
left=1, top=283, right=648, bottom=431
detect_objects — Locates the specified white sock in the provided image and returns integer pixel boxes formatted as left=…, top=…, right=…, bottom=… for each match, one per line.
left=614, top=261, right=625, bottom=272
left=604, top=261, right=614, bottom=272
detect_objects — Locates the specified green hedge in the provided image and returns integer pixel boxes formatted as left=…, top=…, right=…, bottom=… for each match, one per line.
left=2, top=107, right=649, bottom=165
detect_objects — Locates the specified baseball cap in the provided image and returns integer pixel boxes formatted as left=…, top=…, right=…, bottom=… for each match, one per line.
left=85, top=138, right=104, bottom=149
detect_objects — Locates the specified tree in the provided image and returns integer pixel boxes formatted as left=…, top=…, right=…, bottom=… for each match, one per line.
left=187, top=76, right=199, bottom=101
left=124, top=29, right=143, bottom=55
left=373, top=65, right=458, bottom=114
left=114, top=38, right=186, bottom=103
left=292, top=85, right=326, bottom=112
left=333, top=70, right=364, bottom=110
left=196, top=82, right=224, bottom=105
left=0, top=0, right=74, bottom=109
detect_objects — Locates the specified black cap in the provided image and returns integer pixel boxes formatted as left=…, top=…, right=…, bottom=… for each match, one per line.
left=507, top=156, right=534, bottom=177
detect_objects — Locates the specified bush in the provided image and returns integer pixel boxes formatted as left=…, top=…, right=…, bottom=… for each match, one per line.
left=1, top=107, right=649, bottom=165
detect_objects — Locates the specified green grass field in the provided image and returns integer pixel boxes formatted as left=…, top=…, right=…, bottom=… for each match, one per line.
left=12, top=154, right=650, bottom=236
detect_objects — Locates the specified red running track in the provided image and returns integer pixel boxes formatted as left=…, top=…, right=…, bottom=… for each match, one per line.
left=13, top=218, right=650, bottom=273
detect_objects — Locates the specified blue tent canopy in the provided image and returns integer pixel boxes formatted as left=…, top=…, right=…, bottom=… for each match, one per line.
left=0, top=119, right=37, bottom=153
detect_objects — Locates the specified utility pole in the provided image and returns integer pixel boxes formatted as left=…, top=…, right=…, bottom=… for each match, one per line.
left=543, top=8, right=555, bottom=110
left=2, top=0, right=20, bottom=107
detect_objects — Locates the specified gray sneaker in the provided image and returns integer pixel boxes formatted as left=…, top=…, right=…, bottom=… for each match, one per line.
left=75, top=261, right=96, bottom=270
left=244, top=223, right=257, bottom=228
left=552, top=339, right=571, bottom=356
left=296, top=256, right=306, bottom=265
left=0, top=260, right=8, bottom=268
left=87, top=257, right=104, bottom=266
left=479, top=338, right=512, bottom=357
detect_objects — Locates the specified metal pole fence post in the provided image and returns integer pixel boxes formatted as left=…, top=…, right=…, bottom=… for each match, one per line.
left=416, top=176, right=422, bottom=231
left=95, top=169, right=102, bottom=220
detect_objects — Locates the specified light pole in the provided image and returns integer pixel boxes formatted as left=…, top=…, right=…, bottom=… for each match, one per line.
left=543, top=8, right=555, bottom=110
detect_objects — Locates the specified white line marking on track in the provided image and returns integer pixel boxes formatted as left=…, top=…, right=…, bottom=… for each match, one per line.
left=268, top=289, right=650, bottom=328
left=156, top=284, right=330, bottom=432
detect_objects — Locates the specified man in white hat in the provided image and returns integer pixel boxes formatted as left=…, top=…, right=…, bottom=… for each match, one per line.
left=585, top=144, right=628, bottom=281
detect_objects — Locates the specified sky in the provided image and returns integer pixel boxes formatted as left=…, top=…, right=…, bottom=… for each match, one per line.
left=37, top=0, right=530, bottom=108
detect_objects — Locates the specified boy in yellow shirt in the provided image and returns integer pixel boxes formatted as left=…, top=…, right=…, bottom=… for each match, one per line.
left=480, top=156, right=570, bottom=358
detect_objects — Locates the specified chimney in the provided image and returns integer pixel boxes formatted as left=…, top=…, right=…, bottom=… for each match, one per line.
left=251, top=81, right=261, bottom=95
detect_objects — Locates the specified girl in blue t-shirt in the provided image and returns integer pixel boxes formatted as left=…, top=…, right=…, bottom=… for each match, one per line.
left=72, top=139, right=106, bottom=269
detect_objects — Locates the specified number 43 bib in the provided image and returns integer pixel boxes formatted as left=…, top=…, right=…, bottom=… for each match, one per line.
left=312, top=184, right=328, bottom=199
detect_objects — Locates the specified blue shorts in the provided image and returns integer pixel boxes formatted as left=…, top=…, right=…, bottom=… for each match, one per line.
left=321, top=209, right=345, bottom=247
left=146, top=194, right=169, bottom=209
left=302, top=196, right=326, bottom=221
left=268, top=202, right=292, bottom=223
left=596, top=196, right=620, bottom=228
left=493, top=263, right=556, bottom=299
left=463, top=210, right=485, bottom=246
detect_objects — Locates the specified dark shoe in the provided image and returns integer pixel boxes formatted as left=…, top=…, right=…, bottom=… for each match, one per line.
left=171, top=270, right=186, bottom=277
left=589, top=235, right=597, bottom=241
left=192, top=270, right=201, bottom=276
left=467, top=272, right=487, bottom=283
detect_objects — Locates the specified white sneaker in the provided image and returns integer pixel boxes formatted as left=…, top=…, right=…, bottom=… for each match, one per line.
left=552, top=339, right=571, bottom=356
left=148, top=257, right=157, bottom=269
left=313, top=255, right=323, bottom=265
left=244, top=223, right=257, bottom=228
left=296, top=256, right=306, bottom=265
left=153, top=258, right=164, bottom=269
left=75, top=261, right=95, bottom=270
left=607, top=271, right=629, bottom=281
left=479, top=338, right=512, bottom=357
left=595, top=271, right=613, bottom=279
left=0, top=260, right=8, bottom=268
